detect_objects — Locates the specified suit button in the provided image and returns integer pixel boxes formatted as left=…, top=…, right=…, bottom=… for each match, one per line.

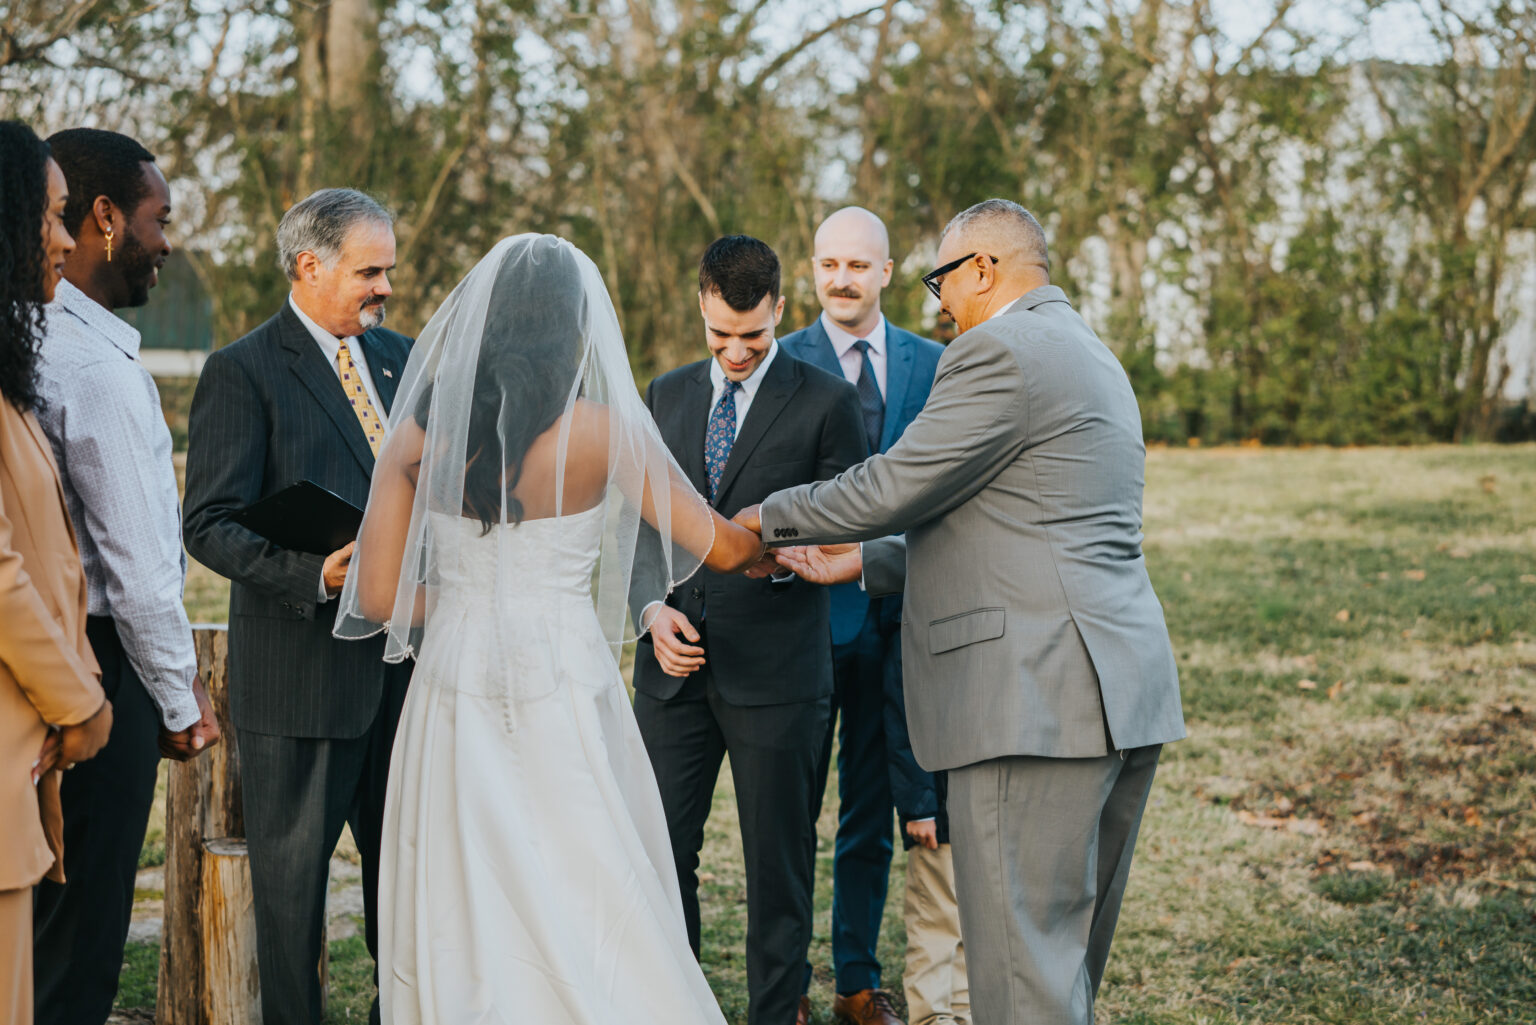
left=789, top=529, right=799, bottom=538
left=691, top=587, right=703, bottom=600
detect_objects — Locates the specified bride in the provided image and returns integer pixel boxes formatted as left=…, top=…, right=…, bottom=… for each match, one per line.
left=333, top=234, right=764, bottom=1024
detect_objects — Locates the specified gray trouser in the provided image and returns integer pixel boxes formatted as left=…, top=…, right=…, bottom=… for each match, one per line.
left=947, top=745, right=1161, bottom=1025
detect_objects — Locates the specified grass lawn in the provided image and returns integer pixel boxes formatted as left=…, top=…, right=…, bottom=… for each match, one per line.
left=119, top=444, right=1536, bottom=1023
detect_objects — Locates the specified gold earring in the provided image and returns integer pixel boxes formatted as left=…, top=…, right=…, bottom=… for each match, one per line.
left=104, top=227, right=114, bottom=262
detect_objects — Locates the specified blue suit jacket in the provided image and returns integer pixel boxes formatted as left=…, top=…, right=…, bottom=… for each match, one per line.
left=778, top=316, right=943, bottom=646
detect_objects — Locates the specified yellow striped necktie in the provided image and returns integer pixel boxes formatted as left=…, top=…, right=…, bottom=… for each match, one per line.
left=336, top=339, right=383, bottom=457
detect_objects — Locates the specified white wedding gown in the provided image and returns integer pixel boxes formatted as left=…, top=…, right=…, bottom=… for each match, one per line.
left=379, top=506, right=727, bottom=1025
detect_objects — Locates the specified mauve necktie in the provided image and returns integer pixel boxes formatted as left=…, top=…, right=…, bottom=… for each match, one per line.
left=705, top=380, right=740, bottom=501
left=853, top=338, right=884, bottom=454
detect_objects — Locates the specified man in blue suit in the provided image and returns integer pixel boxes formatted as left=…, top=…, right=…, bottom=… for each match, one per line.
left=780, top=207, right=945, bottom=1025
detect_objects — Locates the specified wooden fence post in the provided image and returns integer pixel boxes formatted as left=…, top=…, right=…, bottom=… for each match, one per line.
left=155, top=624, right=330, bottom=1024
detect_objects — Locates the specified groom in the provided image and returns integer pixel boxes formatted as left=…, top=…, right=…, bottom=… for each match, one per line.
left=743, top=200, right=1186, bottom=1025
left=632, top=235, right=866, bottom=1025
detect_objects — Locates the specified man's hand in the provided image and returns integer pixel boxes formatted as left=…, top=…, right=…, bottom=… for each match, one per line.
left=159, top=675, right=222, bottom=762
left=649, top=605, right=706, bottom=678
left=57, top=699, right=114, bottom=769
left=905, top=819, right=940, bottom=851
left=732, top=504, right=762, bottom=536
left=322, top=540, right=356, bottom=597
left=743, top=552, right=783, bottom=579
left=772, top=543, right=863, bottom=586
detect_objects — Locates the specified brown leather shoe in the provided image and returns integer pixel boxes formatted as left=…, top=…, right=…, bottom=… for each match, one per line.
left=796, top=994, right=813, bottom=1025
left=832, top=988, right=905, bottom=1025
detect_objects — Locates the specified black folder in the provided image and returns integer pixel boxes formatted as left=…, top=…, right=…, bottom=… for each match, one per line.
left=231, top=480, right=364, bottom=555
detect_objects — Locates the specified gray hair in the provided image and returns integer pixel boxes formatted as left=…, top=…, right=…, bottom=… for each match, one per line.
left=942, top=199, right=1050, bottom=272
left=276, top=188, right=394, bottom=281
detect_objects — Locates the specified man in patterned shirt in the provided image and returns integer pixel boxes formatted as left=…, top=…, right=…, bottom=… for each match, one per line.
left=32, top=128, right=221, bottom=1025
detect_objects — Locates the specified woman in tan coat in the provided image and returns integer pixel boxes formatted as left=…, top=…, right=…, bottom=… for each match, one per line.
left=0, top=120, right=114, bottom=1025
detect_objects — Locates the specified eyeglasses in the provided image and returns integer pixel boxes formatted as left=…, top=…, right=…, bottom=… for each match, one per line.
left=922, top=253, right=998, bottom=300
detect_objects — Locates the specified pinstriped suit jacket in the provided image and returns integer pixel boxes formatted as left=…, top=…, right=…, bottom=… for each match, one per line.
left=182, top=305, right=413, bottom=739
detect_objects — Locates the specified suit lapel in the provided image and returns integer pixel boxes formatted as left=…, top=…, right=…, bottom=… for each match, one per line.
left=17, top=410, right=77, bottom=548
left=277, top=306, right=376, bottom=473
left=678, top=362, right=713, bottom=496
left=797, top=321, right=844, bottom=379
left=879, top=323, right=916, bottom=452
left=358, top=331, right=403, bottom=414
left=713, top=353, right=800, bottom=506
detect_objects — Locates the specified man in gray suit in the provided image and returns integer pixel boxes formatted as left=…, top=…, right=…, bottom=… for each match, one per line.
left=737, top=199, right=1185, bottom=1025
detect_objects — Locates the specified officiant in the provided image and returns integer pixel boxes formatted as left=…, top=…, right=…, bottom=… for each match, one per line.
left=182, top=188, right=413, bottom=1025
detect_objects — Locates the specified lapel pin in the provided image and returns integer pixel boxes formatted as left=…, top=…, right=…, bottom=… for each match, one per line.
left=383, top=368, right=394, bottom=378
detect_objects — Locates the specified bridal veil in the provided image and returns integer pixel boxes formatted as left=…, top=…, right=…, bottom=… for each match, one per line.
left=334, top=233, right=712, bottom=665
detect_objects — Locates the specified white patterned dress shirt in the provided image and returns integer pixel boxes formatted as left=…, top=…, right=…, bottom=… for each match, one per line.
left=35, top=279, right=201, bottom=731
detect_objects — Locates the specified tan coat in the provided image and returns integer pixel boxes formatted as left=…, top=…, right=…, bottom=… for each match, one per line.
left=0, top=398, right=103, bottom=891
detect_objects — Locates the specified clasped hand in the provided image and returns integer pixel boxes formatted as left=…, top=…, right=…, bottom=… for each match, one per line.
left=729, top=505, right=863, bottom=586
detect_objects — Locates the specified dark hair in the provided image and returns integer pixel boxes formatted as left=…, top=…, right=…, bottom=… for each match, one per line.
left=0, top=121, right=53, bottom=413
left=46, top=128, right=156, bottom=236
left=698, top=235, right=780, bottom=312
left=416, top=236, right=586, bottom=532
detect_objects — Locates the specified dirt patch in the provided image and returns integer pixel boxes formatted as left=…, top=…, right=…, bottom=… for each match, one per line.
left=1220, top=702, right=1536, bottom=889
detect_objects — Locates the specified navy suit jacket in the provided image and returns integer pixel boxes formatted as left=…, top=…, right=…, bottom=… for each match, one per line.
left=778, top=316, right=943, bottom=646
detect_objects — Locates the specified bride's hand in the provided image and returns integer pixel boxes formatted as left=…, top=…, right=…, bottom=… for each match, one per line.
left=704, top=515, right=766, bottom=574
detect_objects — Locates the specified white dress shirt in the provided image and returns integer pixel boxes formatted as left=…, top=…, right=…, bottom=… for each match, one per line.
left=290, top=296, right=389, bottom=601
left=35, top=280, right=201, bottom=730
left=706, top=339, right=780, bottom=441
left=989, top=297, right=1021, bottom=321
left=819, top=312, right=887, bottom=399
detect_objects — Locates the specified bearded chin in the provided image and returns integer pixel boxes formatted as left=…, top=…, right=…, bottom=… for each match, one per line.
left=359, top=303, right=386, bottom=330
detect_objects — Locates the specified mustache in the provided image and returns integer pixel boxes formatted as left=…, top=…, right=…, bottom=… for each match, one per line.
left=361, top=297, right=387, bottom=309
left=823, top=286, right=862, bottom=299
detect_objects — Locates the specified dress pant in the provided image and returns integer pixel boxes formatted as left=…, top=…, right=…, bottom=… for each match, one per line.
left=1, top=888, right=31, bottom=1025
left=808, top=602, right=898, bottom=995
left=238, top=667, right=407, bottom=1025
left=947, top=745, right=1161, bottom=1025
left=633, top=657, right=830, bottom=1025
left=33, top=616, right=162, bottom=1025
left=903, top=843, right=969, bottom=1025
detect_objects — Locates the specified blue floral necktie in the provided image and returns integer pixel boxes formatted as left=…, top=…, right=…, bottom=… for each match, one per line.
left=705, top=380, right=741, bottom=502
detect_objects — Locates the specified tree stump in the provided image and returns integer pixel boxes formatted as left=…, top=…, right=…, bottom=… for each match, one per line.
left=157, top=625, right=329, bottom=1023
left=199, top=838, right=260, bottom=1024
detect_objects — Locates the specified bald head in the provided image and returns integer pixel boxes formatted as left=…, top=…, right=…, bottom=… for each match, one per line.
left=812, top=206, right=894, bottom=335
left=941, top=199, right=1050, bottom=275
left=814, top=206, right=890, bottom=262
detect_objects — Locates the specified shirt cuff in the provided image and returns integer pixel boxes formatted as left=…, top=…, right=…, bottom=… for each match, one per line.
left=318, top=571, right=334, bottom=603
left=154, top=687, right=202, bottom=733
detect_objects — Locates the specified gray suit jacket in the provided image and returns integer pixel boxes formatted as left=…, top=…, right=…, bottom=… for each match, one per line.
left=761, top=285, right=1185, bottom=771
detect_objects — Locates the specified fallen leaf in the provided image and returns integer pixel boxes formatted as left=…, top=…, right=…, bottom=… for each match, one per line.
left=1288, top=818, right=1324, bottom=836
left=1464, top=807, right=1483, bottom=828
left=1346, top=860, right=1378, bottom=872
left=1328, top=679, right=1346, bottom=700
left=1274, top=796, right=1295, bottom=815
left=1403, top=569, right=1427, bottom=581
left=1449, top=547, right=1471, bottom=559
left=1479, top=474, right=1497, bottom=493
left=1297, top=678, right=1318, bottom=690
left=1334, top=609, right=1351, bottom=623
left=1520, top=574, right=1536, bottom=584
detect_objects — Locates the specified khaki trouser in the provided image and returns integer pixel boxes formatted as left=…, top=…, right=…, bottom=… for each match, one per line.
left=1, top=886, right=32, bottom=1025
left=903, top=843, right=970, bottom=1025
